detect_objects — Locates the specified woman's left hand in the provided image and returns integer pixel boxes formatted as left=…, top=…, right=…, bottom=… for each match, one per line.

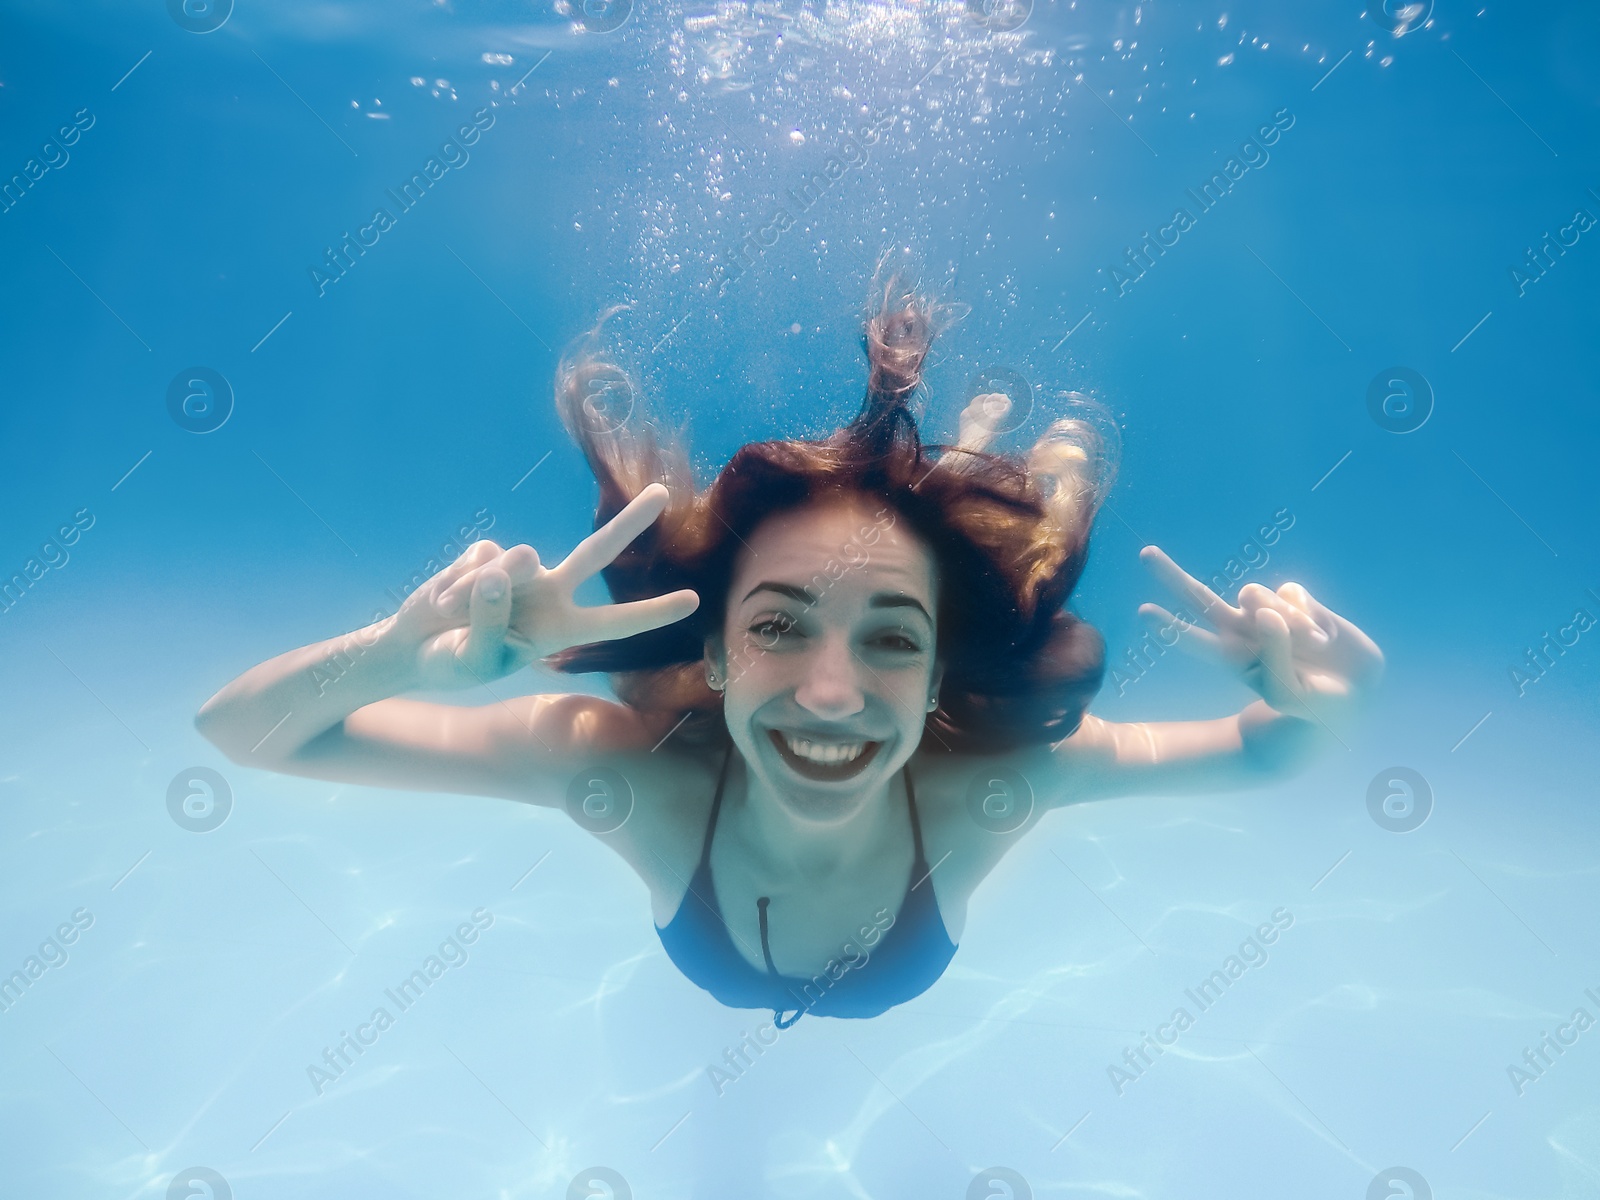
left=1135, top=545, right=1385, bottom=728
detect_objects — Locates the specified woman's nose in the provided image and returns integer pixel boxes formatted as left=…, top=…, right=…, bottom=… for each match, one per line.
left=793, top=634, right=866, bottom=719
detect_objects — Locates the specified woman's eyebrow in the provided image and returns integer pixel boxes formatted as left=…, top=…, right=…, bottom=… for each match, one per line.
left=741, top=581, right=931, bottom=623
left=867, top=592, right=932, bottom=623
left=743, top=581, right=816, bottom=606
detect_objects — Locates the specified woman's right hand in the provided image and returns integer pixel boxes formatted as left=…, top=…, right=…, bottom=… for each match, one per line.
left=390, top=483, right=700, bottom=691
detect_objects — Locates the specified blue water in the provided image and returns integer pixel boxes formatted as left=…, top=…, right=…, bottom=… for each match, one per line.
left=3, top=0, right=1599, bottom=1196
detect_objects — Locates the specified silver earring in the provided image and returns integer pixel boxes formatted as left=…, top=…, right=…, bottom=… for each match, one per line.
left=708, top=670, right=724, bottom=692
left=927, top=695, right=938, bottom=711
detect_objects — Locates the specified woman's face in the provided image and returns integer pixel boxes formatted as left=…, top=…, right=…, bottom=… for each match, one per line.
left=706, top=497, right=944, bottom=820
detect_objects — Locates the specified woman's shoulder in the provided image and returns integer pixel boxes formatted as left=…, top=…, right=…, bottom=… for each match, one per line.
left=513, top=694, right=722, bottom=834
left=592, top=736, right=722, bottom=837
left=908, top=730, right=1084, bottom=821
left=907, top=738, right=1060, bottom=818
left=572, top=737, right=724, bottom=920
left=906, top=739, right=1067, bottom=920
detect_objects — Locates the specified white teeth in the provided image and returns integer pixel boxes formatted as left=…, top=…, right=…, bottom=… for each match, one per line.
left=783, top=735, right=866, bottom=765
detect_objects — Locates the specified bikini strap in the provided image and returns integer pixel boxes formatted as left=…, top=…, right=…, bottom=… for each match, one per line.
left=904, top=764, right=928, bottom=867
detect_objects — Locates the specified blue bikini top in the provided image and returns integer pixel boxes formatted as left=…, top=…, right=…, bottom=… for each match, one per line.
left=654, top=742, right=958, bottom=1026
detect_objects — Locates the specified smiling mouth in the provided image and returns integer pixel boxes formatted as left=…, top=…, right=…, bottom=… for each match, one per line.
left=767, top=729, right=882, bottom=782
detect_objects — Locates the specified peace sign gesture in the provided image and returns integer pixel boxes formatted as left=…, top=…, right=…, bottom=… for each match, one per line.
left=396, top=484, right=700, bottom=690
left=1136, top=546, right=1385, bottom=728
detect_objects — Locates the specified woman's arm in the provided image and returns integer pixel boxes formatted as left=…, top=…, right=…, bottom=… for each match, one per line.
left=194, top=485, right=698, bottom=803
left=1044, top=702, right=1325, bottom=805
left=1038, top=545, right=1383, bottom=808
left=193, top=612, right=658, bottom=804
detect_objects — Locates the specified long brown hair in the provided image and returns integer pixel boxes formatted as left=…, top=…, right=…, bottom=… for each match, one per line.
left=544, top=265, right=1117, bottom=755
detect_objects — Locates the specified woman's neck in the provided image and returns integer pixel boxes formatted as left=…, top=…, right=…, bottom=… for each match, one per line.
left=723, top=749, right=904, bottom=883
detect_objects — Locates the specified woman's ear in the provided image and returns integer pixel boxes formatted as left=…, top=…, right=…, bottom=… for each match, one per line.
left=704, top=635, right=727, bottom=690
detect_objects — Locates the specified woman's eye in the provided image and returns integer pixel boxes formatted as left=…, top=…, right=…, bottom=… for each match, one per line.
left=748, top=620, right=918, bottom=651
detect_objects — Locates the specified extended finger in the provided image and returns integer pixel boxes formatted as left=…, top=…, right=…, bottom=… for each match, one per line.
left=1140, top=546, right=1239, bottom=627
left=576, top=588, right=701, bottom=645
left=553, top=483, right=674, bottom=588
left=1137, top=602, right=1224, bottom=659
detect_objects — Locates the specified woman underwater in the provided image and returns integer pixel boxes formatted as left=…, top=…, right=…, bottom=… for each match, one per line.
left=195, top=270, right=1384, bottom=1031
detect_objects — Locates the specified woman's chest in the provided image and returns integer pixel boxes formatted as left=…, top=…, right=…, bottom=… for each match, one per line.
left=706, top=837, right=919, bottom=979
left=642, top=748, right=1018, bottom=956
